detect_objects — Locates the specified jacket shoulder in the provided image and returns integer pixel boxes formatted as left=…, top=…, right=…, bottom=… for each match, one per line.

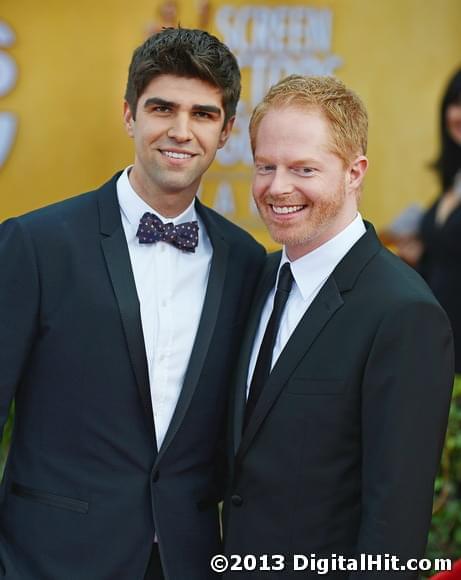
left=11, top=188, right=100, bottom=229
left=199, top=205, right=265, bottom=257
left=365, top=245, right=441, bottom=307
left=4, top=174, right=119, bottom=237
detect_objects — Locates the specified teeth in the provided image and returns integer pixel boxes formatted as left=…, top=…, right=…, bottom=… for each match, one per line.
left=272, top=205, right=304, bottom=214
left=162, top=151, right=192, bottom=159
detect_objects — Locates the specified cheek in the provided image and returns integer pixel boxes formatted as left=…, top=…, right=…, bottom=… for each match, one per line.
left=252, top=177, right=268, bottom=200
left=200, top=126, right=226, bottom=150
left=134, top=126, right=150, bottom=144
left=447, top=105, right=461, bottom=120
left=446, top=106, right=461, bottom=138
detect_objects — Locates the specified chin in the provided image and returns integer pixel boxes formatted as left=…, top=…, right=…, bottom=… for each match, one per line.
left=267, top=225, right=309, bottom=247
left=162, top=178, right=196, bottom=194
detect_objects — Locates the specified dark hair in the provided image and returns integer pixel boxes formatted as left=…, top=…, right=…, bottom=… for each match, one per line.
left=434, top=68, right=461, bottom=192
left=125, top=27, right=241, bottom=123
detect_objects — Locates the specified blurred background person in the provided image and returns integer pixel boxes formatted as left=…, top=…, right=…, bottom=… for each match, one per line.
left=418, top=68, right=461, bottom=374
left=386, top=68, right=461, bottom=374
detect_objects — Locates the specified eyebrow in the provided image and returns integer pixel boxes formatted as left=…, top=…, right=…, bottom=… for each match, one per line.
left=254, top=156, right=319, bottom=165
left=192, top=104, right=222, bottom=115
left=254, top=158, right=275, bottom=165
left=143, top=97, right=175, bottom=109
left=143, top=97, right=222, bottom=116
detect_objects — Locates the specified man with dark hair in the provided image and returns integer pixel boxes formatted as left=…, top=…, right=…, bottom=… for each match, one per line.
left=0, top=28, right=264, bottom=580
left=125, top=27, right=241, bottom=125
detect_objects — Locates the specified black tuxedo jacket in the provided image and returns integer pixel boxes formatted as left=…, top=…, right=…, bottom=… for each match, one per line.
left=224, top=224, right=454, bottom=578
left=0, top=173, right=265, bottom=580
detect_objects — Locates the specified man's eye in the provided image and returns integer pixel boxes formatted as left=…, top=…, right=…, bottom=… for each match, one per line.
left=153, top=106, right=171, bottom=113
left=293, top=167, right=313, bottom=175
left=255, top=165, right=275, bottom=174
left=193, top=111, right=212, bottom=119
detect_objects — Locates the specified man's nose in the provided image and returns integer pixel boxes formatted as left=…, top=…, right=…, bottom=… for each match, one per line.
left=268, top=169, right=295, bottom=196
left=167, top=114, right=193, bottom=142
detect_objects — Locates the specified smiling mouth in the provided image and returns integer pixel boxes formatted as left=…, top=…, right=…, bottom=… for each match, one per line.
left=160, top=150, right=194, bottom=159
left=271, top=204, right=305, bottom=215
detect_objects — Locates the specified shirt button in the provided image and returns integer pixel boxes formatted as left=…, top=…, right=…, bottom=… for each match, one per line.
left=161, top=299, right=167, bottom=307
left=160, top=245, right=166, bottom=253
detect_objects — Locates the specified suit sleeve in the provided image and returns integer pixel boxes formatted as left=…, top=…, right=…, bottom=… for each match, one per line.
left=352, top=300, right=454, bottom=578
left=0, top=218, right=40, bottom=435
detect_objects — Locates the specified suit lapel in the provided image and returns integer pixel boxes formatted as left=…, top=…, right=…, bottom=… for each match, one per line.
left=236, top=276, right=343, bottom=462
left=97, top=175, right=156, bottom=444
left=236, top=223, right=382, bottom=462
left=155, top=200, right=229, bottom=464
left=232, top=255, right=280, bottom=455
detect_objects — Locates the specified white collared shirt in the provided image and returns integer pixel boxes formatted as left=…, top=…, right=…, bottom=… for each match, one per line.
left=117, top=168, right=212, bottom=449
left=247, top=214, right=366, bottom=390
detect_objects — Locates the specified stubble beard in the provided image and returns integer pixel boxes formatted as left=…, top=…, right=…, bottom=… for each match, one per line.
left=257, top=189, right=347, bottom=250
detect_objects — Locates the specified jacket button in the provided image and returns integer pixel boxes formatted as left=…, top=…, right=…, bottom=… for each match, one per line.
left=231, top=494, right=243, bottom=507
left=152, top=470, right=160, bottom=482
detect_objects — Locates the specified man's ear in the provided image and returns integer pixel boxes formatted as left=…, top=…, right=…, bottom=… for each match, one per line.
left=217, top=116, right=235, bottom=149
left=123, top=101, right=135, bottom=138
left=347, top=155, right=368, bottom=193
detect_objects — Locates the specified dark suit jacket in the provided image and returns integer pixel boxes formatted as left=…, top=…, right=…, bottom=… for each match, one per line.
left=224, top=223, right=454, bottom=578
left=0, top=173, right=265, bottom=580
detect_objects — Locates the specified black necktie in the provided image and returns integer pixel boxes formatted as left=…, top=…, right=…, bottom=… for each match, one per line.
left=136, top=212, right=199, bottom=252
left=244, top=262, right=294, bottom=428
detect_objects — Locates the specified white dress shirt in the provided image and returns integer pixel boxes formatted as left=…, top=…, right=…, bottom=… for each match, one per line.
left=247, top=214, right=366, bottom=390
left=117, top=168, right=212, bottom=449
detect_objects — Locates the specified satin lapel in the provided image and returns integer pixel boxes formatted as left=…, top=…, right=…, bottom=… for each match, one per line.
left=98, top=177, right=156, bottom=444
left=154, top=201, right=229, bottom=464
left=236, top=275, right=344, bottom=463
left=232, top=254, right=280, bottom=455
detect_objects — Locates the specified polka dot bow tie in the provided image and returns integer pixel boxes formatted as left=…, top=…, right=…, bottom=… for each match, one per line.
left=136, top=212, right=199, bottom=253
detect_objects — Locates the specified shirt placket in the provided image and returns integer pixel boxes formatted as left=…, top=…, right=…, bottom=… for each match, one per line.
left=153, top=242, right=175, bottom=447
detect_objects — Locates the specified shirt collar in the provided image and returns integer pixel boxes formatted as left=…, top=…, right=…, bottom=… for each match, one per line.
left=117, top=166, right=198, bottom=229
left=278, top=213, right=366, bottom=301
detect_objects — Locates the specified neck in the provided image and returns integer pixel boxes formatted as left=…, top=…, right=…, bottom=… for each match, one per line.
left=128, top=168, right=197, bottom=218
left=286, top=211, right=358, bottom=262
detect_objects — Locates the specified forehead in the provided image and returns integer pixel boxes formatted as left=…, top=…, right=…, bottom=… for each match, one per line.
left=254, top=106, right=335, bottom=159
left=138, top=74, right=224, bottom=109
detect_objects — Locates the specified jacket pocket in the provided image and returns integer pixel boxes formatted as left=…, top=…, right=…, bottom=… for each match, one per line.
left=10, top=483, right=89, bottom=514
